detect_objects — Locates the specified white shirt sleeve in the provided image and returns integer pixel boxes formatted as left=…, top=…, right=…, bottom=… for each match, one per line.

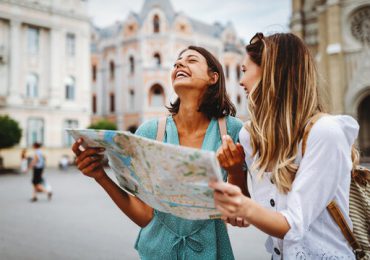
left=279, top=116, right=355, bottom=242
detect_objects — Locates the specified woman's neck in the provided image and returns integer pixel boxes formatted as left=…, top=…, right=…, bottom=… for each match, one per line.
left=173, top=101, right=210, bottom=134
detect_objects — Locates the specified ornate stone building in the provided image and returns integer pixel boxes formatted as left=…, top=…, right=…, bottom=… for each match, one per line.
left=91, top=0, right=246, bottom=133
left=291, top=0, right=370, bottom=158
left=0, top=0, right=91, bottom=167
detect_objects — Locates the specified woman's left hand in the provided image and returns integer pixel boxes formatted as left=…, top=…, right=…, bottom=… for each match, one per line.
left=209, top=181, right=250, bottom=218
left=216, top=135, right=245, bottom=174
left=222, top=216, right=250, bottom=227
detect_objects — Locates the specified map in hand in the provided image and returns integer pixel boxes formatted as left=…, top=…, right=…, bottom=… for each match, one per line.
left=66, top=129, right=223, bottom=220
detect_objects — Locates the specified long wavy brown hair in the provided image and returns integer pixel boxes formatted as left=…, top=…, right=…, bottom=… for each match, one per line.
left=246, top=33, right=325, bottom=193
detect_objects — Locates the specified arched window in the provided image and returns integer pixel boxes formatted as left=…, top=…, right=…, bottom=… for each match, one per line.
left=127, top=125, right=138, bottom=133
left=129, top=56, right=135, bottom=74
left=27, top=117, right=44, bottom=146
left=129, top=89, right=135, bottom=109
left=63, top=119, right=78, bottom=147
left=26, top=73, right=38, bottom=98
left=153, top=53, right=161, bottom=67
left=92, top=65, right=97, bottom=81
left=65, top=76, right=75, bottom=100
left=225, top=65, right=230, bottom=79
left=149, top=84, right=165, bottom=107
left=153, top=15, right=160, bottom=33
left=236, top=64, right=241, bottom=80
left=358, top=94, right=370, bottom=157
left=110, top=92, right=115, bottom=113
left=109, top=61, right=115, bottom=80
left=92, top=94, right=97, bottom=114
left=237, top=94, right=241, bottom=105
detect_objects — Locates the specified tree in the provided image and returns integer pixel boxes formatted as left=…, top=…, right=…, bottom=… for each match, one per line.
left=88, top=119, right=117, bottom=130
left=0, top=115, right=22, bottom=169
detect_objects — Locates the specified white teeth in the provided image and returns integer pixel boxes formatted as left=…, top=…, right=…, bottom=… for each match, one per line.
left=176, top=71, right=188, bottom=78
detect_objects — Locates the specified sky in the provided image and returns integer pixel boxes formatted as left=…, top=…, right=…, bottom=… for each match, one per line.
left=88, top=0, right=292, bottom=43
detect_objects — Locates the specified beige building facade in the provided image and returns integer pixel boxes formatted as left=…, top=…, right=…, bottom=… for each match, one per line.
left=291, top=0, right=370, bottom=158
left=0, top=0, right=91, bottom=167
left=91, top=0, right=247, bottom=134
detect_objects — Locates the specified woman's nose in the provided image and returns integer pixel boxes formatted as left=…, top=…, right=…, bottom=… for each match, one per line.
left=174, top=60, right=185, bottom=69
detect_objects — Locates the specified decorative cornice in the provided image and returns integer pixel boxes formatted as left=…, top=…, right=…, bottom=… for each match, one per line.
left=1, top=0, right=90, bottom=22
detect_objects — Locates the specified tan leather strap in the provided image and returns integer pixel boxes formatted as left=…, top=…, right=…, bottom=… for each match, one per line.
left=156, top=117, right=167, bottom=142
left=218, top=117, right=227, bottom=138
left=327, top=201, right=363, bottom=256
left=156, top=117, right=227, bottom=142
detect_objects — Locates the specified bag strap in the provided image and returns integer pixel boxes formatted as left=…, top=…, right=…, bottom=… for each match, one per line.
left=218, top=117, right=227, bottom=137
left=156, top=116, right=227, bottom=142
left=327, top=201, right=364, bottom=258
left=301, top=113, right=364, bottom=257
left=156, top=117, right=167, bottom=142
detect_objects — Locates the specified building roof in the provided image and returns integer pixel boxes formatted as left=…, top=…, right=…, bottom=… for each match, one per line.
left=139, top=0, right=176, bottom=23
left=94, top=0, right=240, bottom=43
left=187, top=18, right=224, bottom=38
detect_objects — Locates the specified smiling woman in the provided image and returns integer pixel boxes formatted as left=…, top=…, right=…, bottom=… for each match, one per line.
left=72, top=45, right=245, bottom=259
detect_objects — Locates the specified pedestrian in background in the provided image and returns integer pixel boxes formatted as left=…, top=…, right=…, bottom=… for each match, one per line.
left=20, top=148, right=28, bottom=173
left=29, top=142, right=52, bottom=202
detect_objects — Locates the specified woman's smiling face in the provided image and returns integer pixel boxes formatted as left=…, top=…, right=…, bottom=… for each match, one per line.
left=171, top=49, right=216, bottom=94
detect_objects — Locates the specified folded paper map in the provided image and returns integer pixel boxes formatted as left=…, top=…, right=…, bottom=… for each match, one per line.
left=66, top=129, right=223, bottom=220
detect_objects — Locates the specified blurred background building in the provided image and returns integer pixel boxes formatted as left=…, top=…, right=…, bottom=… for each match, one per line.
left=291, top=0, right=370, bottom=158
left=90, top=0, right=246, bottom=133
left=1, top=0, right=369, bottom=167
left=0, top=0, right=91, bottom=167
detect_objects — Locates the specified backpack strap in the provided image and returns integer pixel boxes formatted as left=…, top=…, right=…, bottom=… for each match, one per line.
left=218, top=117, right=227, bottom=138
left=156, top=117, right=167, bottom=142
left=301, top=113, right=364, bottom=258
left=156, top=116, right=227, bottom=142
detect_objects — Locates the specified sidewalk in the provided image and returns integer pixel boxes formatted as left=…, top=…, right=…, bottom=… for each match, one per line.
left=0, top=167, right=269, bottom=260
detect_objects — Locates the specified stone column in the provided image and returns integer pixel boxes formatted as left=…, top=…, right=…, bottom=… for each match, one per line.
left=326, top=0, right=346, bottom=114
left=317, top=4, right=330, bottom=109
left=115, top=44, right=124, bottom=130
left=8, top=20, right=21, bottom=104
left=291, top=0, right=304, bottom=38
left=49, top=28, right=62, bottom=107
left=96, top=53, right=105, bottom=116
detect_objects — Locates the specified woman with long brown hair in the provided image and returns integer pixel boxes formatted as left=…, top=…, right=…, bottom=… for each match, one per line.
left=72, top=46, right=244, bottom=259
left=210, top=33, right=359, bottom=259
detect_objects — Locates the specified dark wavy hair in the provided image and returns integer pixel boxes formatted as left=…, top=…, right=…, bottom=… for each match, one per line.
left=167, top=46, right=236, bottom=119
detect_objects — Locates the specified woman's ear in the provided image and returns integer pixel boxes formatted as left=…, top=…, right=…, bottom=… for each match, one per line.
left=209, top=72, right=219, bottom=85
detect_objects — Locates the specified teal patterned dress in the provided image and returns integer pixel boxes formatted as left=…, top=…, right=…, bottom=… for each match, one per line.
left=134, top=115, right=243, bottom=260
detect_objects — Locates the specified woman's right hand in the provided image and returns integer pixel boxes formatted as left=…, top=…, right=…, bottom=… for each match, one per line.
left=72, top=138, right=107, bottom=181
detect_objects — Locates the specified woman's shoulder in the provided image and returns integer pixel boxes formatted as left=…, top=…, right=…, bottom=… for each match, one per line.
left=135, top=119, right=158, bottom=140
left=308, top=115, right=359, bottom=147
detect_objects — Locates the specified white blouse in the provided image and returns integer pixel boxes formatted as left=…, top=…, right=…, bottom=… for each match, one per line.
left=239, top=115, right=359, bottom=259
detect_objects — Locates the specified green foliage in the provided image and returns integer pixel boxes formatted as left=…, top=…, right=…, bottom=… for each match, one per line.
left=0, top=115, right=22, bottom=149
left=88, top=119, right=117, bottom=130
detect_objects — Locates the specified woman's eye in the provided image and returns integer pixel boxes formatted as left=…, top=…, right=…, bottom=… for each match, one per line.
left=188, top=59, right=197, bottom=63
